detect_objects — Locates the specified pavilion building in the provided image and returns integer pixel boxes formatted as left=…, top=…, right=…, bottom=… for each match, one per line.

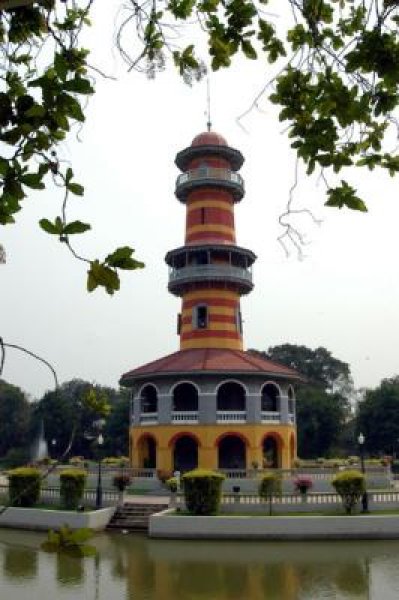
left=120, top=130, right=301, bottom=472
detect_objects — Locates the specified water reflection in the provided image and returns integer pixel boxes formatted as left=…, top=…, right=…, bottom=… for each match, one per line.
left=3, top=546, right=37, bottom=580
left=0, top=531, right=398, bottom=599
left=56, top=551, right=85, bottom=585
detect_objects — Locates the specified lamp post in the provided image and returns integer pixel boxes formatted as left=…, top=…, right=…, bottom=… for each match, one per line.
left=95, top=433, right=104, bottom=510
left=51, top=438, right=57, bottom=459
left=358, top=432, right=369, bottom=513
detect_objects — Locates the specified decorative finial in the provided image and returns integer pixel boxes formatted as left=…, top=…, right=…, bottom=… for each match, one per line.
left=206, top=77, right=212, bottom=132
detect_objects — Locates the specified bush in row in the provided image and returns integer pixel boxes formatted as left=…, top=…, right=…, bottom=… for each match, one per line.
left=8, top=467, right=41, bottom=507
left=182, top=469, right=225, bottom=515
left=60, top=469, right=87, bottom=510
left=332, top=470, right=365, bottom=514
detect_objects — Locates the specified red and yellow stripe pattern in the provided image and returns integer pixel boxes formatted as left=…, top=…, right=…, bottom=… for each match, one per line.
left=180, top=290, right=243, bottom=350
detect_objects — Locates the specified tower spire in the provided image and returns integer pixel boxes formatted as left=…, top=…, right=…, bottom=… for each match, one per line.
left=206, top=77, right=212, bottom=132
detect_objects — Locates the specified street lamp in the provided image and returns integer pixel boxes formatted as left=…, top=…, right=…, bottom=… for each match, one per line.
left=51, top=438, right=57, bottom=458
left=96, top=433, right=104, bottom=510
left=358, top=432, right=369, bottom=513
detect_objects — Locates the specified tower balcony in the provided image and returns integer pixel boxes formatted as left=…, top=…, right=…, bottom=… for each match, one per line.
left=168, top=263, right=253, bottom=295
left=175, top=167, right=244, bottom=202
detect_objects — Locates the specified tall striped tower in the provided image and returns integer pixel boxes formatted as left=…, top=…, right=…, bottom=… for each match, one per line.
left=121, top=131, right=301, bottom=474
left=166, top=131, right=256, bottom=351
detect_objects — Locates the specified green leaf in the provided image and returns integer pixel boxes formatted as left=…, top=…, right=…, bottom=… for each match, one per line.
left=39, top=218, right=63, bottom=234
left=65, top=168, right=73, bottom=184
left=21, top=173, right=45, bottom=190
left=87, top=260, right=120, bottom=294
left=106, top=246, right=145, bottom=270
left=67, top=183, right=84, bottom=196
left=63, top=220, right=91, bottom=234
left=63, top=77, right=94, bottom=95
left=25, top=105, right=46, bottom=118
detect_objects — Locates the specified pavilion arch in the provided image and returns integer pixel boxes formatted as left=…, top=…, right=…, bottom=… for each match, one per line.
left=262, top=432, right=284, bottom=469
left=171, top=381, right=199, bottom=412
left=261, top=382, right=281, bottom=412
left=138, top=383, right=158, bottom=414
left=136, top=433, right=157, bottom=469
left=216, top=432, right=248, bottom=470
left=216, top=380, right=247, bottom=412
left=169, top=432, right=200, bottom=472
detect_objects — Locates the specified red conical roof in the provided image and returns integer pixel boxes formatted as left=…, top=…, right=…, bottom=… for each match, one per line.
left=191, top=131, right=228, bottom=147
left=120, top=348, right=303, bottom=384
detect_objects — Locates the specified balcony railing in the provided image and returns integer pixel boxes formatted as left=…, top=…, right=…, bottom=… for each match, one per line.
left=140, top=412, right=158, bottom=425
left=176, top=167, right=244, bottom=200
left=261, top=411, right=281, bottom=423
left=172, top=411, right=199, bottom=423
left=217, top=411, right=246, bottom=423
left=169, top=264, right=253, bottom=289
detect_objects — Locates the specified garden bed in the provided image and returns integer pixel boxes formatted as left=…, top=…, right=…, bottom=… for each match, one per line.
left=0, top=505, right=115, bottom=531
left=149, top=509, right=399, bottom=540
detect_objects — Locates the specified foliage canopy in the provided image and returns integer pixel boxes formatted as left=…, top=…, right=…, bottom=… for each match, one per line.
left=2, top=1, right=399, bottom=291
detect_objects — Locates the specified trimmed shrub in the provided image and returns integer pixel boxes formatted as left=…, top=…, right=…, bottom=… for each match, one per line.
left=60, top=469, right=87, bottom=510
left=166, top=477, right=178, bottom=493
left=332, top=469, right=365, bottom=514
left=259, top=472, right=282, bottom=498
left=8, top=467, right=41, bottom=507
left=182, top=469, right=225, bottom=515
left=259, top=472, right=282, bottom=515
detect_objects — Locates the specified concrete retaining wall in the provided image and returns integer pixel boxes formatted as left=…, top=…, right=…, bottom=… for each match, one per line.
left=149, top=509, right=399, bottom=540
left=0, top=506, right=115, bottom=531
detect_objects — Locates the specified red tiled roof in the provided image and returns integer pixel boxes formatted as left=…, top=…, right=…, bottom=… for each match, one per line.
left=120, top=348, right=302, bottom=384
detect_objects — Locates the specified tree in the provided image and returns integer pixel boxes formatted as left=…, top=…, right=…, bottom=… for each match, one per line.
left=0, top=379, right=31, bottom=457
left=36, top=378, right=113, bottom=458
left=2, top=1, right=399, bottom=290
left=356, top=375, right=399, bottom=456
left=252, top=343, right=352, bottom=392
left=250, top=343, right=352, bottom=457
left=102, top=390, right=130, bottom=457
left=296, top=386, right=349, bottom=458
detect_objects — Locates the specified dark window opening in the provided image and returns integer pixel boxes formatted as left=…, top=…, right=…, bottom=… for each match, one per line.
left=194, top=305, right=208, bottom=329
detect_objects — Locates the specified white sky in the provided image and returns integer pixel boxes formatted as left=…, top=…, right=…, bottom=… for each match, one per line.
left=1, top=1, right=399, bottom=399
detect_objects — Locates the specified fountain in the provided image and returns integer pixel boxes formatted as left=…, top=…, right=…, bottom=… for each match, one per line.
left=31, top=420, right=48, bottom=461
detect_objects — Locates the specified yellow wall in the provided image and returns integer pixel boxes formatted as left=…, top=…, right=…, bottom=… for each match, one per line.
left=130, top=423, right=296, bottom=471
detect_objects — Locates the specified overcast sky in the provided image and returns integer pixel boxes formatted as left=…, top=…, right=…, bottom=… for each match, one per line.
left=1, top=1, right=399, bottom=399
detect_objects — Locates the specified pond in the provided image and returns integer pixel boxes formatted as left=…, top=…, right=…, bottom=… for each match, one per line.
left=0, top=529, right=399, bottom=599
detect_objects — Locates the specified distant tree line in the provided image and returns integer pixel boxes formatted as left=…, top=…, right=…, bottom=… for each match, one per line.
left=250, top=344, right=399, bottom=460
left=1, top=344, right=399, bottom=465
left=0, top=378, right=129, bottom=467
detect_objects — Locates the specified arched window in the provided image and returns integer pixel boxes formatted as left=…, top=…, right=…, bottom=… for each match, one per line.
left=262, top=435, right=281, bottom=469
left=218, top=434, right=246, bottom=469
left=173, top=435, right=198, bottom=472
left=217, top=381, right=246, bottom=412
left=137, top=435, right=157, bottom=469
left=173, top=382, right=199, bottom=412
left=140, top=384, right=158, bottom=414
left=261, top=383, right=280, bottom=412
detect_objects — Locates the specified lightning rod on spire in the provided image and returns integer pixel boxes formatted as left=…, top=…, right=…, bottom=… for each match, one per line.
left=206, top=77, right=212, bottom=132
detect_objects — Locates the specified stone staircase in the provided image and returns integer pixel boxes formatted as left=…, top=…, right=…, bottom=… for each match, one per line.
left=107, top=502, right=168, bottom=531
